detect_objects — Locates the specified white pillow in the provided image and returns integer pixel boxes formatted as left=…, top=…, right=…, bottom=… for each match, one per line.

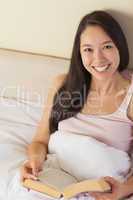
left=48, top=131, right=131, bottom=182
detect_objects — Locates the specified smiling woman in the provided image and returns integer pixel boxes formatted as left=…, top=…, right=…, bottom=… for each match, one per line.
left=19, top=10, right=133, bottom=200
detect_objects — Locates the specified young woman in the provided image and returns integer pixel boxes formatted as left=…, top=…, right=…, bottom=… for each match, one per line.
left=21, top=10, right=133, bottom=200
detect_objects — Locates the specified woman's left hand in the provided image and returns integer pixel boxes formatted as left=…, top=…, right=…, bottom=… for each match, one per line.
left=89, top=176, right=125, bottom=200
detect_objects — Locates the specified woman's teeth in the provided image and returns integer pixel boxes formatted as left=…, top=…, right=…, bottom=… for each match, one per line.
left=93, top=65, right=110, bottom=72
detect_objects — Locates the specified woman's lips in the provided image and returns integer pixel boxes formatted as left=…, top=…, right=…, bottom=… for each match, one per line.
left=93, top=64, right=111, bottom=72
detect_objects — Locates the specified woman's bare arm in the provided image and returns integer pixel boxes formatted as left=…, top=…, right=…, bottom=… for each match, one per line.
left=27, top=73, right=67, bottom=162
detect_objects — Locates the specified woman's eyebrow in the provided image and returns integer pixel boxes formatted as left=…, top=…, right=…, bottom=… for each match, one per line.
left=102, top=40, right=113, bottom=44
left=81, top=44, right=92, bottom=47
left=81, top=40, right=113, bottom=47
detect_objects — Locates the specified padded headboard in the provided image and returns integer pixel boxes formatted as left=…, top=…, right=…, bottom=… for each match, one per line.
left=0, top=49, right=69, bottom=105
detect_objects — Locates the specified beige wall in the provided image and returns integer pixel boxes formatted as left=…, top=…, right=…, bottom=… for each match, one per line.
left=0, top=0, right=133, bottom=67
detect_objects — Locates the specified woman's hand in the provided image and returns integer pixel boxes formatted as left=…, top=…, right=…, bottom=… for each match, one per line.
left=20, top=155, right=44, bottom=182
left=89, top=176, right=126, bottom=200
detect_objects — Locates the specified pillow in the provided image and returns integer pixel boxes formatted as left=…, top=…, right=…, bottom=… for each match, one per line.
left=48, top=131, right=131, bottom=182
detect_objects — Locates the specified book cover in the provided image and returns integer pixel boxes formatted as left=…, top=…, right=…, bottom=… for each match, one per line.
left=22, top=168, right=111, bottom=199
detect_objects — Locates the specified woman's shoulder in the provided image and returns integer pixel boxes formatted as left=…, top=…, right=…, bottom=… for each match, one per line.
left=46, top=73, right=67, bottom=98
left=52, top=73, right=67, bottom=87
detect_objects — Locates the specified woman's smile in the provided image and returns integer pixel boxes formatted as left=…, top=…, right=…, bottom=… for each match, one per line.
left=92, top=64, right=111, bottom=72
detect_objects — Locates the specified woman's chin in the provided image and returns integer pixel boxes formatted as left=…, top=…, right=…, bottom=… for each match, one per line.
left=91, top=69, right=116, bottom=81
left=92, top=74, right=114, bottom=81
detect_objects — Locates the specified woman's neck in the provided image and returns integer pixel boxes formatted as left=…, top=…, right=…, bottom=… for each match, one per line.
left=90, top=72, right=125, bottom=96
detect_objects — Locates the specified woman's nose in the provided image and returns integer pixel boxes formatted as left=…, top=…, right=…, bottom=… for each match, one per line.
left=92, top=49, right=106, bottom=65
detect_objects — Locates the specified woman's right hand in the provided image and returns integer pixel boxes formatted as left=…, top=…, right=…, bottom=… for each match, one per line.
left=20, top=156, right=44, bottom=182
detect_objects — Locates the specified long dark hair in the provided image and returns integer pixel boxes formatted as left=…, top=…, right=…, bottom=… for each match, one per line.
left=49, top=10, right=129, bottom=134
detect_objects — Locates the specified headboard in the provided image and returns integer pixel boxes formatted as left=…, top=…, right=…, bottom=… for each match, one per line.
left=0, top=49, right=69, bottom=106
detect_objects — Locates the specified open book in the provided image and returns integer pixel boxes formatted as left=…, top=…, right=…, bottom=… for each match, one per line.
left=22, top=168, right=111, bottom=199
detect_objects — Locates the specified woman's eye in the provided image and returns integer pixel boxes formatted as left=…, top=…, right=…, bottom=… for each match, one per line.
left=104, top=45, right=113, bottom=49
left=84, top=48, right=93, bottom=52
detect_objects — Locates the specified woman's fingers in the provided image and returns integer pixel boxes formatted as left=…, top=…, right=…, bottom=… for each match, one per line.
left=24, top=173, right=38, bottom=181
left=20, top=159, right=43, bottom=182
left=20, top=162, right=38, bottom=182
left=30, top=160, right=43, bottom=177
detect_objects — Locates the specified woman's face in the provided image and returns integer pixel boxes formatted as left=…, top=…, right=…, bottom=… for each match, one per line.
left=80, top=25, right=120, bottom=81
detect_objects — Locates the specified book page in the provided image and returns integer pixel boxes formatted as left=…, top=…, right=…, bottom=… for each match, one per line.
left=38, top=167, right=77, bottom=190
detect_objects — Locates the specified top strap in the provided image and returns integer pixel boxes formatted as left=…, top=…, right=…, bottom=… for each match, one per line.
left=119, top=75, right=133, bottom=112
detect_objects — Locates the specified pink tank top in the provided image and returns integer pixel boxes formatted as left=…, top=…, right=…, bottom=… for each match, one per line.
left=58, top=77, right=133, bottom=153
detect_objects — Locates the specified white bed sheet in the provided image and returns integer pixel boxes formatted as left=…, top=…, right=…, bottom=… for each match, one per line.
left=0, top=98, right=44, bottom=199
